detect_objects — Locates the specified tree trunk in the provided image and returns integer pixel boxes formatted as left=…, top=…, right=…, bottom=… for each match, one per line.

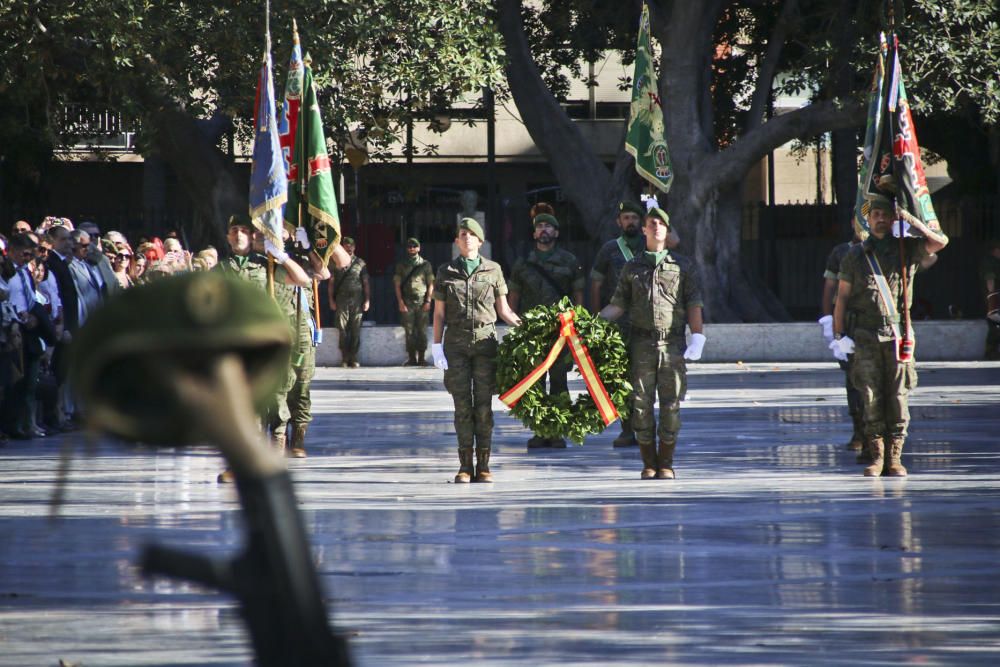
left=145, top=108, right=243, bottom=251
left=498, top=0, right=864, bottom=321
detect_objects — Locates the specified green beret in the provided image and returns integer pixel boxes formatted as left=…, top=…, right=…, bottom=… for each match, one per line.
left=457, top=217, right=484, bottom=241
left=406, top=237, right=420, bottom=247
left=342, top=236, right=355, bottom=246
left=532, top=213, right=559, bottom=229
left=619, top=201, right=644, bottom=217
left=867, top=195, right=894, bottom=213
left=70, top=272, right=292, bottom=445
left=645, top=206, right=671, bottom=229
left=228, top=214, right=252, bottom=229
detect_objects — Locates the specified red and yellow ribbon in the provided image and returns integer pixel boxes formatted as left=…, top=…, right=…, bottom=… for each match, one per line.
left=500, top=310, right=619, bottom=426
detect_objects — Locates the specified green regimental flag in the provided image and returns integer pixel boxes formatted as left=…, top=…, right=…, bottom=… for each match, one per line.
left=853, top=32, right=887, bottom=241
left=284, top=53, right=341, bottom=266
left=625, top=3, right=673, bottom=194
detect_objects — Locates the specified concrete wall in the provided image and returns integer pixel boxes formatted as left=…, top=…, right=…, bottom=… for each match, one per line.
left=316, top=320, right=989, bottom=366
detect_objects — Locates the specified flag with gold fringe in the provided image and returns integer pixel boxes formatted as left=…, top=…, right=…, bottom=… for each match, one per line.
left=625, top=2, right=673, bottom=194
left=283, top=49, right=341, bottom=265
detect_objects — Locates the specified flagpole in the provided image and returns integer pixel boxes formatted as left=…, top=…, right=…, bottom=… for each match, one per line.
left=259, top=0, right=274, bottom=298
left=886, top=0, right=912, bottom=360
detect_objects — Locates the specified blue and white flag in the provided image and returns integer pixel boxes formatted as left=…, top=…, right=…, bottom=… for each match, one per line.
left=249, top=48, right=287, bottom=249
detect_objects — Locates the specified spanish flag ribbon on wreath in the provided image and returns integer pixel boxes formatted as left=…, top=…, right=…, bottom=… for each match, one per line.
left=500, top=310, right=619, bottom=427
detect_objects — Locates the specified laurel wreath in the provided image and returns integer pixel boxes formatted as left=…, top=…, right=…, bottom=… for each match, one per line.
left=496, top=298, right=631, bottom=444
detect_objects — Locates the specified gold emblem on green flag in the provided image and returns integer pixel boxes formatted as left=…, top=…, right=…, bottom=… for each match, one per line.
left=284, top=53, right=341, bottom=265
left=626, top=3, right=672, bottom=194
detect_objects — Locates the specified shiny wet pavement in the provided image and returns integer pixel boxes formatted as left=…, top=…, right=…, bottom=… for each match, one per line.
left=1, top=362, right=999, bottom=666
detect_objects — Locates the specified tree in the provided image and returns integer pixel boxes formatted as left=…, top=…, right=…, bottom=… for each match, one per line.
left=498, top=0, right=1000, bottom=321
left=0, top=0, right=504, bottom=246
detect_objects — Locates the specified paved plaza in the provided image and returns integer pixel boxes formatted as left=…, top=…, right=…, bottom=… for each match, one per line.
left=1, top=361, right=999, bottom=666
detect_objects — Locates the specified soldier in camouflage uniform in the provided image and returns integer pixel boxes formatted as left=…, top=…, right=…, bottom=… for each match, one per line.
left=432, top=218, right=521, bottom=483
left=393, top=237, right=435, bottom=366
left=327, top=237, right=369, bottom=368
left=216, top=215, right=312, bottom=483
left=833, top=195, right=949, bottom=477
left=980, top=240, right=1000, bottom=360
left=599, top=208, right=705, bottom=480
left=278, top=248, right=330, bottom=459
left=508, top=206, right=585, bottom=449
left=591, top=201, right=678, bottom=448
left=819, top=234, right=865, bottom=452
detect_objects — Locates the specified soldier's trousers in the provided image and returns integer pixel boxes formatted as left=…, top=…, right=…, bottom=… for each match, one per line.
left=287, top=334, right=317, bottom=427
left=443, top=329, right=497, bottom=451
left=986, top=319, right=1000, bottom=357
left=400, top=300, right=429, bottom=357
left=335, top=301, right=363, bottom=360
left=630, top=337, right=687, bottom=446
left=849, top=335, right=917, bottom=440
left=838, top=358, right=865, bottom=441
left=267, top=360, right=297, bottom=438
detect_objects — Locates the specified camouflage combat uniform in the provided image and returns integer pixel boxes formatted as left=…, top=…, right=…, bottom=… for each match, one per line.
left=839, top=236, right=929, bottom=474
left=979, top=252, right=1000, bottom=359
left=277, top=276, right=320, bottom=456
left=610, top=250, right=703, bottom=474
left=394, top=254, right=435, bottom=363
left=824, top=241, right=864, bottom=446
left=509, top=247, right=584, bottom=446
left=331, top=256, right=367, bottom=365
left=592, top=234, right=646, bottom=445
left=219, top=253, right=296, bottom=448
left=434, top=256, right=508, bottom=459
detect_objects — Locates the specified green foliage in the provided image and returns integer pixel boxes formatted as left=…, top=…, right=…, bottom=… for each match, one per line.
left=0, top=0, right=505, bottom=163
left=496, top=297, right=631, bottom=444
left=523, top=1, right=1000, bottom=144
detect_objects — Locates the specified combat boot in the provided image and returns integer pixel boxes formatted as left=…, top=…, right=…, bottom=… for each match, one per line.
left=290, top=425, right=308, bottom=458
left=474, top=448, right=493, bottom=483
left=638, top=442, right=658, bottom=479
left=863, top=437, right=885, bottom=477
left=613, top=426, right=637, bottom=448
left=856, top=440, right=874, bottom=465
left=455, top=449, right=474, bottom=483
left=417, top=350, right=427, bottom=366
left=885, top=437, right=908, bottom=477
left=656, top=440, right=676, bottom=480
left=527, top=435, right=548, bottom=449
left=272, top=431, right=287, bottom=455
left=217, top=468, right=235, bottom=484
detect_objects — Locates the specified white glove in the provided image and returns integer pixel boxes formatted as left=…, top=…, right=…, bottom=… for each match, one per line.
left=295, top=226, right=311, bottom=249
left=818, top=315, right=834, bottom=344
left=432, top=343, right=448, bottom=370
left=264, top=240, right=289, bottom=264
left=683, top=333, right=706, bottom=361
left=643, top=195, right=660, bottom=211
left=829, top=336, right=855, bottom=362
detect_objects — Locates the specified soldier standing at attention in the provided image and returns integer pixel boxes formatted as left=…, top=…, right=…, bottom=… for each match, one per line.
left=278, top=246, right=331, bottom=459
left=508, top=203, right=585, bottom=449
left=327, top=236, right=369, bottom=368
left=832, top=195, right=949, bottom=477
left=432, top=218, right=521, bottom=483
left=599, top=208, right=705, bottom=480
left=979, top=240, right=1000, bottom=360
left=819, top=231, right=865, bottom=453
left=393, top=237, right=435, bottom=366
left=591, top=201, right=677, bottom=448
left=216, top=215, right=312, bottom=483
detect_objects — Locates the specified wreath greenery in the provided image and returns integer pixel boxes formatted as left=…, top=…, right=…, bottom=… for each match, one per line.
left=496, top=297, right=631, bottom=444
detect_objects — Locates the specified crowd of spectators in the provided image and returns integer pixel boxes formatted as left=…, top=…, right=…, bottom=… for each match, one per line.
left=0, top=217, right=217, bottom=443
